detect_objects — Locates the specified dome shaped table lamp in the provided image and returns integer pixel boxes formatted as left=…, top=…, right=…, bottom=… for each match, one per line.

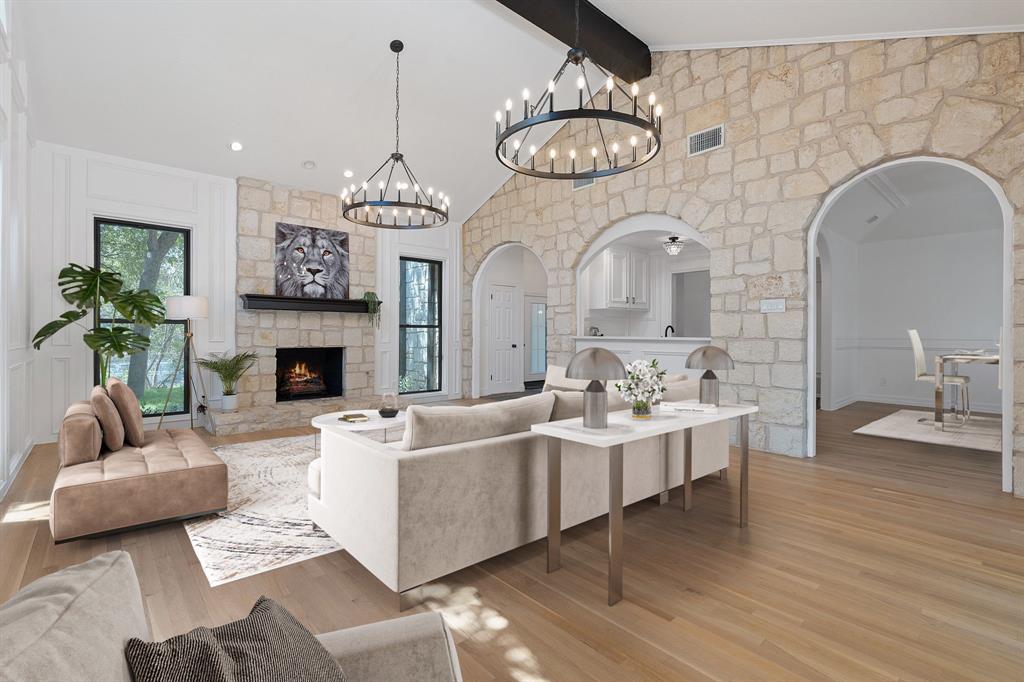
left=685, top=345, right=734, bottom=406
left=566, top=347, right=626, bottom=428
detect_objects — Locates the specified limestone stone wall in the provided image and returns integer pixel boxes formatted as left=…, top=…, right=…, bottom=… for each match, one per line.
left=461, top=33, right=1024, bottom=491
left=209, top=178, right=379, bottom=435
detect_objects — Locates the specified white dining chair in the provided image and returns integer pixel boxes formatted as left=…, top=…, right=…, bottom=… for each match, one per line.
left=908, top=329, right=969, bottom=423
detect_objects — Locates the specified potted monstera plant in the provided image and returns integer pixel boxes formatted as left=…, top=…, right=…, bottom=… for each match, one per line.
left=33, top=263, right=165, bottom=385
left=196, top=351, right=258, bottom=412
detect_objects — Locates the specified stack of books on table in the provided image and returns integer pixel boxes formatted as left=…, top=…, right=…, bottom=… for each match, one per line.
left=662, top=400, right=718, bottom=415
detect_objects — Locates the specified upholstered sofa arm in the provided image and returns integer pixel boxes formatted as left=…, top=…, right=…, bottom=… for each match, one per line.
left=315, top=612, right=462, bottom=682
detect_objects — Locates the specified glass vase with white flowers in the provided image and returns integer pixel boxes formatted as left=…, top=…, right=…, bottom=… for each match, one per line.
left=615, top=359, right=668, bottom=420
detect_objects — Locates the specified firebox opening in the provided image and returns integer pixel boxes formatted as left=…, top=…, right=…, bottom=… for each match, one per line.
left=276, top=347, right=344, bottom=402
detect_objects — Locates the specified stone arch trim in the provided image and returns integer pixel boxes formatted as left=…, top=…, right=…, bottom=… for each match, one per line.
left=467, top=241, right=550, bottom=398
left=804, top=155, right=1016, bottom=493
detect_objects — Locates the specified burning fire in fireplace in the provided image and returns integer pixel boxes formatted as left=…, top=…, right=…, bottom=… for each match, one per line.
left=281, top=360, right=327, bottom=397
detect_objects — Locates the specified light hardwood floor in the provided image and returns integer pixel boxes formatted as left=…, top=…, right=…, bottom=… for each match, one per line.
left=2, top=402, right=1022, bottom=680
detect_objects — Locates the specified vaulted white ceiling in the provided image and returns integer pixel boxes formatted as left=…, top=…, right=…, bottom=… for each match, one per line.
left=819, top=162, right=1002, bottom=244
left=590, top=0, right=1023, bottom=51
left=23, top=1, right=1023, bottom=225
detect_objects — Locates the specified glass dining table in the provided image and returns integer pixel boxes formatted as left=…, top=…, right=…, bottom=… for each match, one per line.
left=933, top=352, right=1000, bottom=429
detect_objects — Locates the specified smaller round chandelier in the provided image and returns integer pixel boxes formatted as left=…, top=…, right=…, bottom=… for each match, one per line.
left=494, top=0, right=661, bottom=181
left=342, top=40, right=449, bottom=229
left=663, top=235, right=685, bottom=256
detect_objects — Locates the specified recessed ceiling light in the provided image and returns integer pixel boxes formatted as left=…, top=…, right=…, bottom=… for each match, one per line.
left=302, top=160, right=317, bottom=170
left=229, top=141, right=243, bottom=152
left=343, top=169, right=353, bottom=178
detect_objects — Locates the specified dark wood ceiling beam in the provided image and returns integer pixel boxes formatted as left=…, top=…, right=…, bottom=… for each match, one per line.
left=496, top=0, right=651, bottom=83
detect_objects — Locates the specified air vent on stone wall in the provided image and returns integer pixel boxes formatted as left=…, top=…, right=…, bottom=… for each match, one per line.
left=687, top=124, right=725, bottom=157
left=572, top=176, right=596, bottom=191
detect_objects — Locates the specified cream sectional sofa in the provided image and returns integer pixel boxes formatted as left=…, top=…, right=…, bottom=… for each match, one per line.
left=308, top=377, right=727, bottom=606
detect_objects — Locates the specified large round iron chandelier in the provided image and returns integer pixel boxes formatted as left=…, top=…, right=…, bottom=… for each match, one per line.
left=494, top=0, right=662, bottom=181
left=342, top=40, right=448, bottom=229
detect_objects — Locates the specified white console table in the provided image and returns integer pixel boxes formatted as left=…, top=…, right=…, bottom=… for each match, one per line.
left=531, top=403, right=758, bottom=605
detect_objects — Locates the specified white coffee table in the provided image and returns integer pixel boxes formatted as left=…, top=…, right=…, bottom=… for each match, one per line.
left=311, top=409, right=407, bottom=448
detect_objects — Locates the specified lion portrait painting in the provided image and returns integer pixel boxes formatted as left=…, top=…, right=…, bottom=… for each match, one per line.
left=275, top=222, right=350, bottom=299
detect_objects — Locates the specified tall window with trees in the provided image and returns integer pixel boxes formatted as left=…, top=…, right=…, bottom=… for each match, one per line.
left=399, top=257, right=442, bottom=394
left=95, top=218, right=190, bottom=414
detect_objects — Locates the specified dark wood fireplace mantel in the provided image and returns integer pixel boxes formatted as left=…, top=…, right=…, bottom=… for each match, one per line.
left=239, top=294, right=371, bottom=313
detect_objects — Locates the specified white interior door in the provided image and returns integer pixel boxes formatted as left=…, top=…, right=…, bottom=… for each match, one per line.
left=487, top=285, right=516, bottom=394
left=524, top=295, right=547, bottom=382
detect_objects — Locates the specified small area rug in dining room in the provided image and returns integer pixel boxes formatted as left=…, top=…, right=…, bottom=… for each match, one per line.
left=853, top=409, right=1000, bottom=453
left=184, top=435, right=340, bottom=586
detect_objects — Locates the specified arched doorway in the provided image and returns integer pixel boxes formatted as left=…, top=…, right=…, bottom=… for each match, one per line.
left=471, top=243, right=548, bottom=398
left=806, top=157, right=1014, bottom=492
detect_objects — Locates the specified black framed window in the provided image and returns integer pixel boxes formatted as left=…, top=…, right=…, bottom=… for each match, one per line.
left=399, top=257, right=442, bottom=394
left=95, top=218, right=191, bottom=415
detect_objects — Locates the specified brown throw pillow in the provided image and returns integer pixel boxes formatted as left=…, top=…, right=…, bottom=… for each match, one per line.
left=107, top=377, right=146, bottom=447
left=124, top=596, right=345, bottom=682
left=90, top=386, right=125, bottom=451
left=57, top=401, right=103, bottom=466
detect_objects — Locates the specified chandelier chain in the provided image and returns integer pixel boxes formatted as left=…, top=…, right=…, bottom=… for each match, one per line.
left=574, top=0, right=581, bottom=49
left=394, top=49, right=401, bottom=153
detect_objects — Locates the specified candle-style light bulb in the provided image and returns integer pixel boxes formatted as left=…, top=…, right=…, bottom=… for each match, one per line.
left=548, top=80, right=556, bottom=93
left=630, top=136, right=637, bottom=147
left=349, top=184, right=356, bottom=195
left=591, top=147, right=598, bottom=157
left=655, top=104, right=663, bottom=117
left=547, top=79, right=556, bottom=112
left=612, top=142, right=620, bottom=153
left=529, top=145, right=537, bottom=170
left=630, top=83, right=639, bottom=96
left=576, top=75, right=585, bottom=90
left=569, top=149, right=576, bottom=159
left=505, top=98, right=513, bottom=111
left=648, top=92, right=656, bottom=106
left=529, top=145, right=536, bottom=155
left=361, top=181, right=368, bottom=191
left=522, top=88, right=530, bottom=118
left=606, top=77, right=614, bottom=92
left=522, top=88, right=530, bottom=100
left=495, top=111, right=502, bottom=122
left=378, top=181, right=385, bottom=188
left=549, top=148, right=557, bottom=159
left=513, top=139, right=521, bottom=150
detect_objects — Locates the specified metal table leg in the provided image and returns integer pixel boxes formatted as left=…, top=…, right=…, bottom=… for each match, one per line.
left=547, top=437, right=561, bottom=573
left=658, top=433, right=669, bottom=504
left=740, top=413, right=749, bottom=528
left=934, top=356, right=944, bottom=430
left=682, top=428, right=693, bottom=511
left=608, top=443, right=623, bottom=605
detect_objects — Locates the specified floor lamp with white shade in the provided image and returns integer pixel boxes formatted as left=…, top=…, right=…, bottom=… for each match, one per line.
left=159, top=295, right=209, bottom=429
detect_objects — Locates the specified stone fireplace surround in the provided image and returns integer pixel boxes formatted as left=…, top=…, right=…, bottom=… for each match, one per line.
left=208, top=179, right=380, bottom=436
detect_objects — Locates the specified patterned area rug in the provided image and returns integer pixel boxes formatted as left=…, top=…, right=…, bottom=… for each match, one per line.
left=853, top=409, right=1001, bottom=453
left=184, top=435, right=340, bottom=586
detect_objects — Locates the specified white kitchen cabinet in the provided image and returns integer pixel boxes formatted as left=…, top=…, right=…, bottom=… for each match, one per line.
left=588, top=247, right=650, bottom=310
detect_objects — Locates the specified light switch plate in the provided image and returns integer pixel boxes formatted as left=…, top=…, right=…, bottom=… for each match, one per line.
left=760, top=298, right=786, bottom=313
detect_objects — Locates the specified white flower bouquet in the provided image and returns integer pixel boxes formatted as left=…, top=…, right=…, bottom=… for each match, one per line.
left=614, top=359, right=668, bottom=419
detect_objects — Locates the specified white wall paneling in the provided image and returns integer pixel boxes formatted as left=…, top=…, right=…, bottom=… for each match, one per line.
left=0, top=0, right=34, bottom=498
left=29, top=142, right=236, bottom=444
left=376, top=222, right=462, bottom=402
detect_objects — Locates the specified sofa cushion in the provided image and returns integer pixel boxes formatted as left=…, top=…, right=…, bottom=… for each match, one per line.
left=662, top=379, right=700, bottom=403
left=58, top=401, right=103, bottom=467
left=90, top=386, right=125, bottom=451
left=401, top=393, right=554, bottom=451
left=550, top=390, right=628, bottom=421
left=107, top=378, right=146, bottom=448
left=541, top=365, right=595, bottom=391
left=125, top=596, right=344, bottom=682
left=50, top=429, right=228, bottom=542
left=0, top=550, right=149, bottom=682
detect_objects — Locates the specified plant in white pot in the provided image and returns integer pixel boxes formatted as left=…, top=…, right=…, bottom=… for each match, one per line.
left=614, top=359, right=667, bottom=420
left=196, top=351, right=258, bottom=412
